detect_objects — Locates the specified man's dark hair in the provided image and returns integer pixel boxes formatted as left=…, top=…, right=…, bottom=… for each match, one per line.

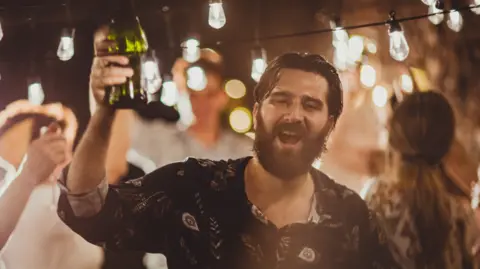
left=253, top=52, right=343, bottom=124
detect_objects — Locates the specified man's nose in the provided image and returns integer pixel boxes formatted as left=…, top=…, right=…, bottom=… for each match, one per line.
left=283, top=102, right=304, bottom=123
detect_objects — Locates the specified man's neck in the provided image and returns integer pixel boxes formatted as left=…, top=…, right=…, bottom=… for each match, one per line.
left=245, top=157, right=313, bottom=206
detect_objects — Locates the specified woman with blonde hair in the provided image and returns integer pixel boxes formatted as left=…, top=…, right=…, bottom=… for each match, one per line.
left=364, top=91, right=479, bottom=269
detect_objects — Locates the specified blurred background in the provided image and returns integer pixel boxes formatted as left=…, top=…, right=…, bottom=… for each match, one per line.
left=0, top=0, right=479, bottom=189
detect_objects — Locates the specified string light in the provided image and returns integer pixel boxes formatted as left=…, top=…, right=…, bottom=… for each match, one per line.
left=347, top=35, right=365, bottom=64
left=0, top=20, right=3, bottom=42
left=360, top=64, right=376, bottom=88
left=225, top=79, right=246, bottom=99
left=421, top=0, right=436, bottom=5
left=186, top=66, right=207, bottom=91
left=160, top=75, right=179, bottom=107
left=182, top=38, right=201, bottom=63
left=447, top=10, right=464, bottom=32
left=428, top=3, right=444, bottom=25
left=251, top=47, right=267, bottom=82
left=472, top=0, right=480, bottom=15
left=387, top=12, right=410, bottom=62
left=208, top=0, right=226, bottom=29
left=400, top=74, right=414, bottom=93
left=229, top=107, right=252, bottom=133
left=141, top=50, right=162, bottom=94
left=330, top=19, right=350, bottom=70
left=372, top=85, right=389, bottom=107
left=27, top=78, right=45, bottom=105
left=57, top=28, right=75, bottom=61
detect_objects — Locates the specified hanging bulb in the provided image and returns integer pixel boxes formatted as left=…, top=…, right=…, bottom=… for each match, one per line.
left=447, top=10, right=463, bottom=32
left=372, top=85, right=388, bottom=108
left=186, top=66, right=207, bottom=91
left=330, top=19, right=349, bottom=46
left=57, top=28, right=75, bottom=61
left=251, top=47, right=267, bottom=82
left=421, top=0, right=435, bottom=5
left=472, top=0, right=480, bottom=15
left=208, top=0, right=226, bottom=29
left=141, top=50, right=162, bottom=94
left=0, top=20, right=3, bottom=42
left=182, top=38, right=200, bottom=63
left=360, top=64, right=376, bottom=88
left=330, top=18, right=350, bottom=70
left=177, top=90, right=195, bottom=128
left=428, top=2, right=444, bottom=25
left=388, top=12, right=410, bottom=62
left=347, top=35, right=365, bottom=64
left=160, top=75, right=179, bottom=107
left=28, top=78, right=45, bottom=105
left=333, top=43, right=349, bottom=71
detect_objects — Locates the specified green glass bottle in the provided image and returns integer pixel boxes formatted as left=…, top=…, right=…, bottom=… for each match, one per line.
left=105, top=0, right=148, bottom=109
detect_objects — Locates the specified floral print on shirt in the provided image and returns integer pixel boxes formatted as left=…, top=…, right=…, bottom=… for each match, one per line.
left=58, top=157, right=400, bottom=269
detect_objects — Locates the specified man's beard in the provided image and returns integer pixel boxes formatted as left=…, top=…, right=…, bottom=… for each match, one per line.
left=253, top=114, right=330, bottom=180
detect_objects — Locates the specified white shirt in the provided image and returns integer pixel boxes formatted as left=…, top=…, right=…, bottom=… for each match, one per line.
left=0, top=158, right=103, bottom=269
left=130, top=117, right=253, bottom=169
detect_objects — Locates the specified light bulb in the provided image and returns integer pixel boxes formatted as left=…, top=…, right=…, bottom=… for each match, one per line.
left=28, top=82, right=45, bottom=105
left=0, top=21, right=3, bottom=42
left=177, top=90, right=195, bottom=128
left=251, top=58, right=266, bottom=82
left=333, top=43, right=349, bottom=71
left=161, top=78, right=179, bottom=107
left=330, top=20, right=349, bottom=46
left=428, top=3, right=444, bottom=25
left=208, top=0, right=226, bottom=29
left=141, top=51, right=162, bottom=94
left=57, top=28, right=75, bottom=61
left=347, top=35, right=364, bottom=64
left=447, top=10, right=463, bottom=32
left=187, top=66, right=207, bottom=91
left=182, top=38, right=200, bottom=63
left=251, top=47, right=267, bottom=82
left=389, top=29, right=409, bottom=62
left=372, top=85, right=388, bottom=107
left=360, top=64, right=376, bottom=88
left=229, top=107, right=252, bottom=133
left=421, top=0, right=435, bottom=5
left=472, top=0, right=480, bottom=15
left=400, top=74, right=414, bottom=93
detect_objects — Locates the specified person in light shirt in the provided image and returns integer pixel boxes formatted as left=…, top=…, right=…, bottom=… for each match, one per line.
left=0, top=101, right=102, bottom=269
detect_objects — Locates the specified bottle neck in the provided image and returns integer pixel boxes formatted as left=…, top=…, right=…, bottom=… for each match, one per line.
left=109, top=0, right=138, bottom=23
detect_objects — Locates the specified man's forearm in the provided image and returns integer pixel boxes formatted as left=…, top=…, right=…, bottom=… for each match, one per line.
left=67, top=106, right=115, bottom=194
left=0, top=173, right=36, bottom=250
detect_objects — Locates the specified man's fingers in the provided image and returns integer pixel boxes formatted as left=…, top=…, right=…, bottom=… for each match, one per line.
left=103, top=66, right=134, bottom=78
left=40, top=133, right=67, bottom=143
left=102, top=76, right=128, bottom=86
left=93, top=55, right=129, bottom=67
left=94, top=26, right=110, bottom=48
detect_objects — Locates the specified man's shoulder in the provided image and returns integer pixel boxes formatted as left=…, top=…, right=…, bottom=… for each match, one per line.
left=146, top=157, right=247, bottom=188
left=312, top=169, right=370, bottom=218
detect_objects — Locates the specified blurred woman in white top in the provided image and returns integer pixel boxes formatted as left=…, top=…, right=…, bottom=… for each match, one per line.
left=0, top=100, right=102, bottom=269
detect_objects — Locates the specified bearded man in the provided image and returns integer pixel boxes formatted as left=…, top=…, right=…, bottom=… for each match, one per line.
left=57, top=28, right=399, bottom=269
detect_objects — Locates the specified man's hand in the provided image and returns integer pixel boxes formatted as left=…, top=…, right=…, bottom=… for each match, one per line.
left=21, top=123, right=71, bottom=186
left=90, top=26, right=134, bottom=110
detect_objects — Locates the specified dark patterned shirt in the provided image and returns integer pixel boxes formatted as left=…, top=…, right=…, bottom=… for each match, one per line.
left=58, top=157, right=400, bottom=269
